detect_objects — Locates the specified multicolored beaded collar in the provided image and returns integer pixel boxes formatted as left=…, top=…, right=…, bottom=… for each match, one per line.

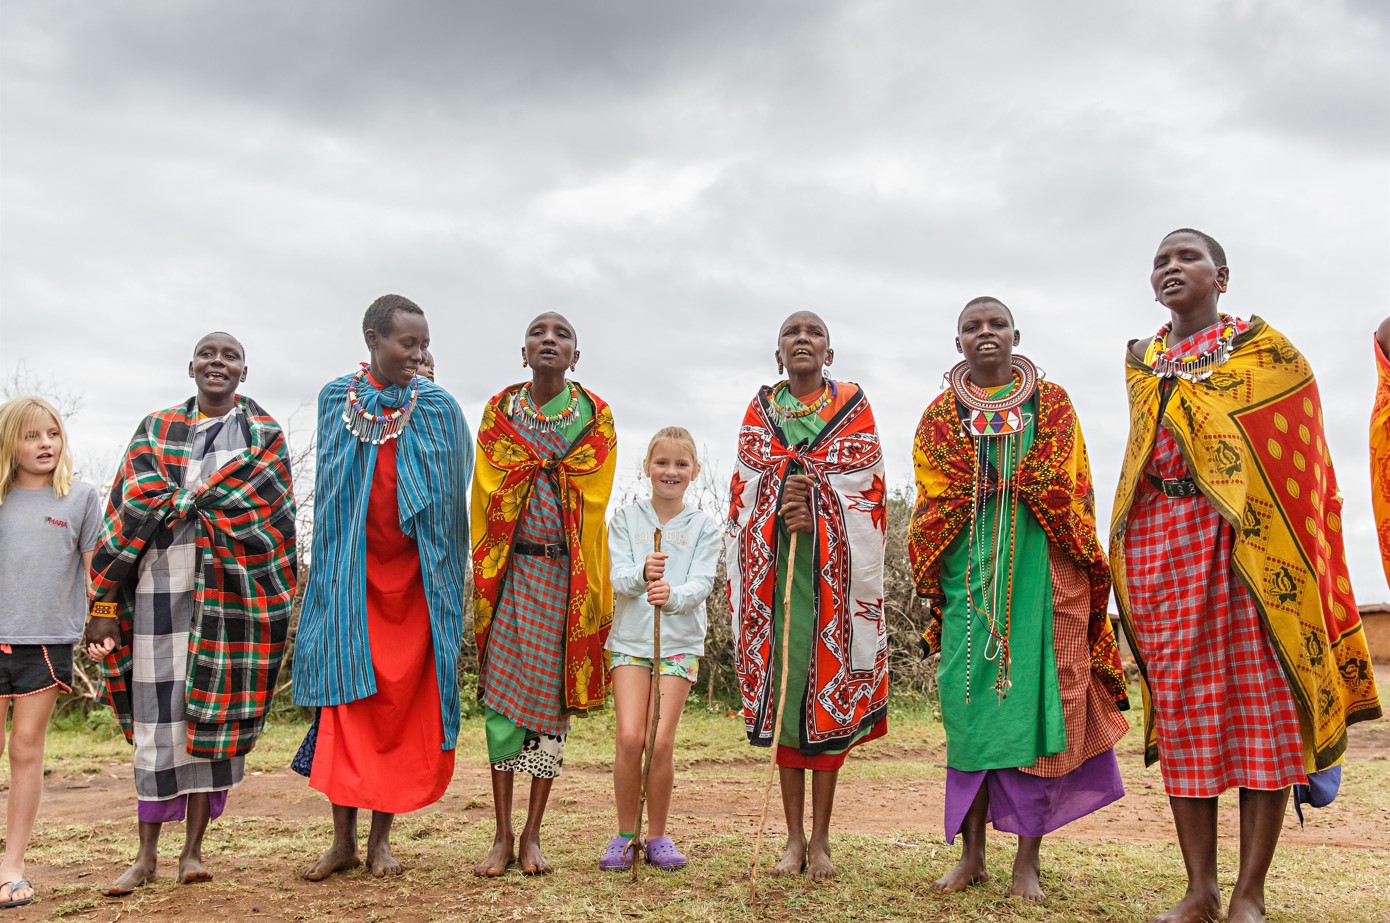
left=769, top=378, right=835, bottom=425
left=510, top=381, right=581, bottom=433
left=1147, top=314, right=1238, bottom=381
left=947, top=355, right=1039, bottom=437
left=342, top=363, right=419, bottom=444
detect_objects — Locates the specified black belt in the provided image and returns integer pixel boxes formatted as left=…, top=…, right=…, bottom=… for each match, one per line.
left=1147, top=474, right=1200, bottom=498
left=514, top=541, right=566, bottom=559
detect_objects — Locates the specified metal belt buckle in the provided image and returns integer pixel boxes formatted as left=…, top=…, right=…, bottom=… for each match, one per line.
left=542, top=543, right=564, bottom=559
left=1161, top=478, right=1198, bottom=498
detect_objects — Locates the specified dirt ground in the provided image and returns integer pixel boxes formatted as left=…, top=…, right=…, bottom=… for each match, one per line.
left=14, top=719, right=1388, bottom=922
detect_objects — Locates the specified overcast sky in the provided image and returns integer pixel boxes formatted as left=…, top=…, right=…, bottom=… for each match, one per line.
left=2, top=0, right=1387, bottom=600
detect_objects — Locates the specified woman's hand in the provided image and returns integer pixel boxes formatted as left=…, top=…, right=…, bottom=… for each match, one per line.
left=646, top=581, right=671, bottom=608
left=781, top=474, right=814, bottom=534
left=643, top=551, right=668, bottom=581
left=85, top=617, right=119, bottom=663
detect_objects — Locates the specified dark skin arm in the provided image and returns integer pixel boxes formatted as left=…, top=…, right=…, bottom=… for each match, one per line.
left=781, top=474, right=814, bottom=534
left=85, top=611, right=120, bottom=662
left=1378, top=317, right=1390, bottom=358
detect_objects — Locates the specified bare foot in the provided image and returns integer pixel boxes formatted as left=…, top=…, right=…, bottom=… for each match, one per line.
left=1010, top=849, right=1043, bottom=901
left=177, top=855, right=213, bottom=885
left=518, top=834, right=552, bottom=875
left=473, top=837, right=516, bottom=877
left=1227, top=893, right=1267, bottom=923
left=1148, top=888, right=1222, bottom=923
left=301, top=843, right=362, bottom=881
left=101, top=855, right=157, bottom=897
left=1009, top=866, right=1044, bottom=901
left=770, top=837, right=807, bottom=877
left=806, top=840, right=836, bottom=881
left=367, top=843, right=404, bottom=878
left=932, top=855, right=989, bottom=893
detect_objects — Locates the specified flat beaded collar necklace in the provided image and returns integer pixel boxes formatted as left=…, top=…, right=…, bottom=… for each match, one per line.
left=948, top=355, right=1039, bottom=704
left=770, top=377, right=834, bottom=424
left=948, top=355, right=1038, bottom=437
left=510, top=380, right=581, bottom=432
left=343, top=363, right=419, bottom=444
left=1148, top=314, right=1238, bottom=381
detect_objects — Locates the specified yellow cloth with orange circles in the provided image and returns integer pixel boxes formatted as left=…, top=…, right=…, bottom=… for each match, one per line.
left=1110, top=316, right=1380, bottom=773
left=1372, top=334, right=1390, bottom=586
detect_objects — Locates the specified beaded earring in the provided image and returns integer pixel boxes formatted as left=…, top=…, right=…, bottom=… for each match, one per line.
left=776, top=357, right=784, bottom=375
left=521, top=349, right=528, bottom=368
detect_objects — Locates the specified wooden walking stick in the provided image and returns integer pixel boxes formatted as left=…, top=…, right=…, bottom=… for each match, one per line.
left=627, top=528, right=663, bottom=876
left=749, top=530, right=798, bottom=901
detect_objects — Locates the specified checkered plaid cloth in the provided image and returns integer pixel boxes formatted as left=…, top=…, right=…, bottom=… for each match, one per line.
left=478, top=422, right=573, bottom=737
left=1123, top=425, right=1305, bottom=797
left=93, top=398, right=296, bottom=762
left=1024, top=545, right=1129, bottom=778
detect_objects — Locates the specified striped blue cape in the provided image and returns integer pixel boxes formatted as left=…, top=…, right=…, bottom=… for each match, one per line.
left=292, top=372, right=473, bottom=749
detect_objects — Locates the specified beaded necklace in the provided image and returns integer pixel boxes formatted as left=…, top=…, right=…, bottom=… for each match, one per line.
left=510, top=381, right=581, bottom=433
left=769, top=378, right=834, bottom=424
left=948, top=356, right=1037, bottom=437
left=950, top=357, right=1038, bottom=704
left=1147, top=314, right=1238, bottom=381
left=342, top=363, right=419, bottom=444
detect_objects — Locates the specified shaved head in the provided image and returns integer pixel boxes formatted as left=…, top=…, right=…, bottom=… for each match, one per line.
left=778, top=310, right=830, bottom=346
left=193, top=330, right=244, bottom=358
left=957, top=297, right=1013, bottom=330
left=526, top=311, right=577, bottom=345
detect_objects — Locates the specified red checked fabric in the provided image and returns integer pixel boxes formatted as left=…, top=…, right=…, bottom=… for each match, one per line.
left=1123, top=422, right=1306, bottom=797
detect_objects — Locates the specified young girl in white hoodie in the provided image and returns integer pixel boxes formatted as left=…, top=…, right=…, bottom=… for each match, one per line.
left=600, top=427, right=720, bottom=872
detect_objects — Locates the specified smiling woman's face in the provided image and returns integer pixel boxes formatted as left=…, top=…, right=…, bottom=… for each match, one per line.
left=188, top=333, right=245, bottom=404
left=956, top=301, right=1016, bottom=382
left=367, top=309, right=429, bottom=388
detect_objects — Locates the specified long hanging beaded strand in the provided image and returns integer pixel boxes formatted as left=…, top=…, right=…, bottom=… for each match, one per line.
left=963, top=434, right=986, bottom=704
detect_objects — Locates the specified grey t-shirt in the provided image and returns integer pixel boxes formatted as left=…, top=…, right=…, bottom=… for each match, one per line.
left=0, top=481, right=103, bottom=644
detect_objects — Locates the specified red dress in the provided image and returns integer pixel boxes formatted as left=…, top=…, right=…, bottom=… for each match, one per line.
left=309, top=439, right=455, bottom=812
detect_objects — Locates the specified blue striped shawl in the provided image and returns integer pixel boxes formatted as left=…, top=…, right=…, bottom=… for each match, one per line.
left=292, top=372, right=473, bottom=750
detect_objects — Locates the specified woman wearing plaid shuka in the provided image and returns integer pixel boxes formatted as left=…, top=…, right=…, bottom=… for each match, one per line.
left=85, top=332, right=296, bottom=896
left=471, top=312, right=617, bottom=877
left=1112, top=230, right=1380, bottom=923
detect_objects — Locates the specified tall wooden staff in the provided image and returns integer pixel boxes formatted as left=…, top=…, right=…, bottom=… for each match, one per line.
left=748, top=530, right=798, bottom=901
left=627, top=528, right=663, bottom=875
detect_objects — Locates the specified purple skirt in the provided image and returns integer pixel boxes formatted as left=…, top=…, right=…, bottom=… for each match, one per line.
left=138, top=790, right=230, bottom=824
left=945, top=749, right=1123, bottom=843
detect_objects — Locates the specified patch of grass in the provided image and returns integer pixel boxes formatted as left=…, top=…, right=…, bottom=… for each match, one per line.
left=15, top=696, right=1390, bottom=922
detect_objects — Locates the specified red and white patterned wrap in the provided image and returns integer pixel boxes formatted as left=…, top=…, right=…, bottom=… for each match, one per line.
left=725, top=384, right=888, bottom=753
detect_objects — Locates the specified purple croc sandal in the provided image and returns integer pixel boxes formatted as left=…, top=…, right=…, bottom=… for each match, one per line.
left=599, top=835, right=635, bottom=871
left=644, top=836, right=687, bottom=871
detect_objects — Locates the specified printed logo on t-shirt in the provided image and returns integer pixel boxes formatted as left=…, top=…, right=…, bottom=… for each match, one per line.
left=45, top=516, right=71, bottom=529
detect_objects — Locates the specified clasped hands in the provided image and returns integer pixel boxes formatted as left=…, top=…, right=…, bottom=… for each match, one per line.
left=780, top=474, right=814, bottom=534
left=643, top=551, right=671, bottom=608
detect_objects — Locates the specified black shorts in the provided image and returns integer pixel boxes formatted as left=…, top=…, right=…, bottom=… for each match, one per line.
left=0, top=643, right=74, bottom=696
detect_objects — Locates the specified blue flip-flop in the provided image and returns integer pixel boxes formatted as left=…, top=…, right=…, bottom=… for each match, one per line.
left=0, top=879, right=34, bottom=909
